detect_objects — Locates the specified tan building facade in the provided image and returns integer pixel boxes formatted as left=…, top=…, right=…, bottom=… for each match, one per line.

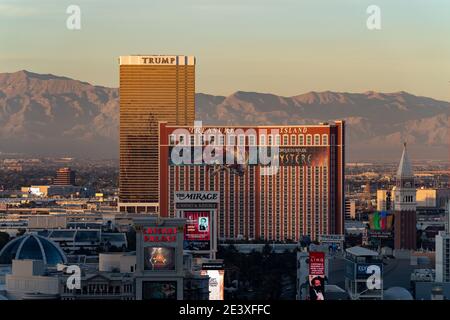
left=119, top=55, right=195, bottom=213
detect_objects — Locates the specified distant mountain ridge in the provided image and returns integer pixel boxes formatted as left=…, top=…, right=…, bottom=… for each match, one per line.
left=0, top=70, right=449, bottom=161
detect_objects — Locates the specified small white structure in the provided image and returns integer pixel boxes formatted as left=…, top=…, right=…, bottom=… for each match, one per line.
left=5, top=260, right=60, bottom=300
left=99, top=252, right=136, bottom=273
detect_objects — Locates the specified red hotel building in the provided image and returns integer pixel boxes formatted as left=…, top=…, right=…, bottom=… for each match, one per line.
left=159, top=121, right=345, bottom=242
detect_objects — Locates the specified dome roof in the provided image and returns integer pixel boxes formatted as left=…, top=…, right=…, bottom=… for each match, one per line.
left=0, top=233, right=67, bottom=265
left=384, top=287, right=413, bottom=300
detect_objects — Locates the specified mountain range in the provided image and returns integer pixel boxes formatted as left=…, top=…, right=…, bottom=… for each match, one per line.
left=0, top=70, right=448, bottom=161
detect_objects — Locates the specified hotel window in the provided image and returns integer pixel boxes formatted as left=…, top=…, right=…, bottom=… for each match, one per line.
left=283, top=135, right=289, bottom=145
left=219, top=171, right=225, bottom=238
left=238, top=135, right=245, bottom=146
left=209, top=135, right=215, bottom=144
left=249, top=135, right=256, bottom=146
left=189, top=166, right=195, bottom=190
left=227, top=135, right=236, bottom=145
left=179, top=134, right=185, bottom=145
left=219, top=135, right=225, bottom=146
left=322, top=134, right=328, bottom=145
left=298, top=134, right=304, bottom=145
left=314, top=134, right=320, bottom=145
left=200, top=167, right=205, bottom=189
left=291, top=168, right=296, bottom=240
left=169, top=134, right=175, bottom=145
left=249, top=167, right=255, bottom=238
left=268, top=178, right=273, bottom=240
left=190, top=135, right=195, bottom=146
left=275, top=135, right=281, bottom=146
left=169, top=166, right=175, bottom=217
left=209, top=169, right=215, bottom=190
left=306, top=134, right=312, bottom=145
left=179, top=167, right=185, bottom=191
left=268, top=135, right=273, bottom=145
left=291, top=135, right=296, bottom=145
left=260, top=135, right=266, bottom=146
left=261, top=177, right=265, bottom=238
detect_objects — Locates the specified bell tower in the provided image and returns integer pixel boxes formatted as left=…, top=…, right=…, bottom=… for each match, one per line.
left=393, top=142, right=417, bottom=250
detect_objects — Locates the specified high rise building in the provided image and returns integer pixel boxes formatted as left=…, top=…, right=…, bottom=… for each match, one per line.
left=345, top=199, right=356, bottom=220
left=393, top=143, right=417, bottom=250
left=158, top=121, right=345, bottom=242
left=53, top=168, right=75, bottom=186
left=435, top=201, right=450, bottom=282
left=119, top=55, right=195, bottom=213
left=376, top=189, right=392, bottom=211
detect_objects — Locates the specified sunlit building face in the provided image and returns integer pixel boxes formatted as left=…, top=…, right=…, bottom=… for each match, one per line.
left=119, top=55, right=195, bottom=213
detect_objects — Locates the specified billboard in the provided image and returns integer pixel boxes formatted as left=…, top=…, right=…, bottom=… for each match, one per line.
left=318, top=234, right=345, bottom=243
left=168, top=146, right=328, bottom=167
left=183, top=211, right=211, bottom=251
left=175, top=192, right=219, bottom=210
left=143, top=247, right=176, bottom=271
left=200, top=269, right=225, bottom=300
left=369, top=211, right=393, bottom=231
left=309, top=252, right=325, bottom=300
left=278, top=147, right=329, bottom=166
left=175, top=191, right=218, bottom=256
left=142, top=281, right=177, bottom=300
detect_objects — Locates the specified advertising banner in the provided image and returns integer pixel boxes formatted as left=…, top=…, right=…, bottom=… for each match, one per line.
left=183, top=211, right=211, bottom=251
left=143, top=247, right=176, bottom=271
left=309, top=252, right=325, bottom=300
left=369, top=211, right=393, bottom=231
left=168, top=146, right=329, bottom=167
left=200, top=269, right=225, bottom=300
left=368, top=230, right=392, bottom=239
left=175, top=192, right=219, bottom=209
left=318, top=234, right=345, bottom=243
left=278, top=147, right=329, bottom=166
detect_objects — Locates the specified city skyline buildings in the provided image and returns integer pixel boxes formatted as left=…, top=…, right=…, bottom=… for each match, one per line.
left=158, top=121, right=345, bottom=241
left=53, top=167, right=75, bottom=186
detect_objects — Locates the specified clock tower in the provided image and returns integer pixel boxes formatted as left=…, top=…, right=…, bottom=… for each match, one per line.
left=393, top=142, right=417, bottom=250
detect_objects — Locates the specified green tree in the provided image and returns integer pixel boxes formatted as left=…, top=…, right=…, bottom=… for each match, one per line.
left=0, top=232, right=10, bottom=250
left=126, top=227, right=136, bottom=251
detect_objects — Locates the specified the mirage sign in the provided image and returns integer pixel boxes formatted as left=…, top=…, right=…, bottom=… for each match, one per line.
left=174, top=192, right=219, bottom=209
left=175, top=192, right=219, bottom=203
left=174, top=192, right=219, bottom=256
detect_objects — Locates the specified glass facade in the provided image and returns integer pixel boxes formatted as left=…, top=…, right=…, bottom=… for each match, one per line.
left=119, top=56, right=195, bottom=212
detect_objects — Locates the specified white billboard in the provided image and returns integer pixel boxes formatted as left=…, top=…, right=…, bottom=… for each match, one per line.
left=201, top=269, right=225, bottom=300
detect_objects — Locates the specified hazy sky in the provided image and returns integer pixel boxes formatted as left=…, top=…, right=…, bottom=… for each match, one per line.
left=1, top=0, right=449, bottom=100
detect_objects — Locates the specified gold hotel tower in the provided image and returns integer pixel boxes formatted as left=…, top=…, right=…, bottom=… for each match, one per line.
left=119, top=55, right=195, bottom=213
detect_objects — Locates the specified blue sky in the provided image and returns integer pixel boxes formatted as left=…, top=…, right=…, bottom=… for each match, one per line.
left=1, top=0, right=449, bottom=100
